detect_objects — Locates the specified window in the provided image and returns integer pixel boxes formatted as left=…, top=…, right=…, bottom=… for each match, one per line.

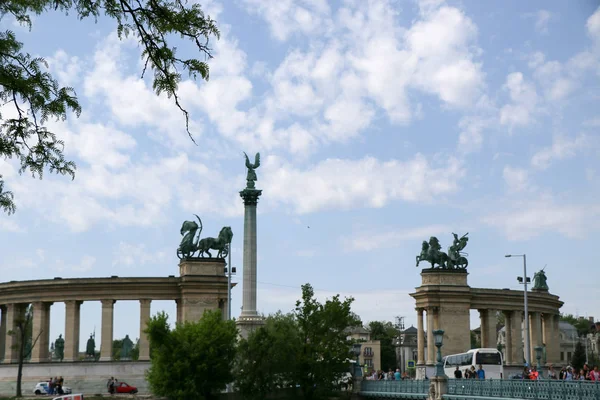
left=365, top=359, right=373, bottom=367
left=364, top=347, right=373, bottom=357
left=567, top=352, right=572, bottom=362
left=560, top=352, right=564, bottom=361
left=462, top=353, right=473, bottom=366
left=475, top=352, right=502, bottom=365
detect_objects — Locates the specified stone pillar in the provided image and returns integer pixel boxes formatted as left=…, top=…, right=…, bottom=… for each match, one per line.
left=63, top=301, right=81, bottom=362
left=543, top=313, right=559, bottom=365
left=480, top=309, right=497, bottom=348
left=139, top=299, right=151, bottom=361
left=433, top=308, right=440, bottom=330
left=3, top=304, right=23, bottom=363
left=100, top=300, right=115, bottom=361
left=504, top=311, right=513, bottom=365
left=511, top=310, right=523, bottom=364
left=0, top=305, right=6, bottom=361
left=31, top=302, right=52, bottom=362
left=417, top=308, right=425, bottom=365
left=529, top=312, right=542, bottom=363
left=176, top=299, right=183, bottom=324
left=237, top=186, right=265, bottom=339
left=426, top=308, right=435, bottom=365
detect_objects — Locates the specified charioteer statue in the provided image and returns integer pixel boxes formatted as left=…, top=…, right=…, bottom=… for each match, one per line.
left=416, top=232, right=469, bottom=270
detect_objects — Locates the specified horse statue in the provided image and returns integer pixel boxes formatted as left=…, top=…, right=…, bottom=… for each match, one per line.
left=177, top=215, right=232, bottom=259
left=426, top=236, right=450, bottom=268
left=197, top=226, right=233, bottom=258
left=416, top=241, right=429, bottom=267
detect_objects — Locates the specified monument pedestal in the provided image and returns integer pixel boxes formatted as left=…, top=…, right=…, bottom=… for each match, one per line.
left=237, top=315, right=265, bottom=339
left=179, top=258, right=227, bottom=323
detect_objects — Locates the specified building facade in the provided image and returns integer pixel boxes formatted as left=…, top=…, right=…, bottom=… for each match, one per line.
left=348, top=327, right=381, bottom=374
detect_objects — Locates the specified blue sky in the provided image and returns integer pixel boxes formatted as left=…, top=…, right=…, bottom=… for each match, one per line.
left=1, top=0, right=599, bottom=350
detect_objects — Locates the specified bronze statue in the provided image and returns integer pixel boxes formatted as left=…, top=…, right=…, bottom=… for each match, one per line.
left=177, top=215, right=232, bottom=259
left=244, top=152, right=260, bottom=188
left=120, top=335, right=134, bottom=359
left=416, top=233, right=469, bottom=270
left=54, top=334, right=64, bottom=361
left=86, top=333, right=96, bottom=359
left=532, top=269, right=548, bottom=291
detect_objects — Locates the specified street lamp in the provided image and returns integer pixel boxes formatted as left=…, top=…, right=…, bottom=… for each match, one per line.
left=534, top=346, right=543, bottom=372
left=352, top=343, right=363, bottom=378
left=225, top=240, right=236, bottom=320
left=433, top=329, right=445, bottom=377
left=505, top=254, right=531, bottom=367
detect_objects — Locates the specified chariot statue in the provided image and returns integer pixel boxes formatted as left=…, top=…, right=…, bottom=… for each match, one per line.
left=416, top=233, right=469, bottom=269
left=177, top=215, right=233, bottom=259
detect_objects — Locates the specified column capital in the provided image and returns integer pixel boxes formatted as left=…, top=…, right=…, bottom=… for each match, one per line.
left=415, top=307, right=425, bottom=313
left=140, top=299, right=152, bottom=306
left=239, top=188, right=262, bottom=206
left=64, top=300, right=82, bottom=306
left=101, top=299, right=116, bottom=307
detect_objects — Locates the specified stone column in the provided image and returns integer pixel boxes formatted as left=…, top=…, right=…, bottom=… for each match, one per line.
left=0, top=305, right=6, bottom=361
left=176, top=299, right=183, bottom=324
left=503, top=311, right=513, bottom=365
left=100, top=300, right=115, bottom=361
left=511, top=310, right=523, bottom=365
left=237, top=186, right=265, bottom=338
left=417, top=308, right=425, bottom=365
left=139, top=299, right=151, bottom=361
left=3, top=304, right=23, bottom=363
left=426, top=308, right=435, bottom=365
left=480, top=309, right=497, bottom=348
left=64, top=301, right=81, bottom=362
left=529, top=312, right=542, bottom=363
left=31, top=302, right=52, bottom=362
left=433, top=307, right=440, bottom=330
left=543, top=313, right=559, bottom=365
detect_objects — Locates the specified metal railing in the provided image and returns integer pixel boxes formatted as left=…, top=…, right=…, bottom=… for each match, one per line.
left=359, top=379, right=600, bottom=400
left=360, top=380, right=429, bottom=398
left=446, top=379, right=600, bottom=400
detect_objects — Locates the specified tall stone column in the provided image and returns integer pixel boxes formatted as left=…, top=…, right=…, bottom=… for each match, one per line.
left=0, top=305, right=6, bottom=361
left=237, top=185, right=265, bottom=339
left=3, top=304, right=23, bottom=363
left=64, top=301, right=81, bottom=362
left=543, top=313, right=559, bottom=365
left=529, top=312, right=542, bottom=363
left=31, top=302, right=52, bottom=362
left=433, top=307, right=440, bottom=330
left=503, top=311, right=513, bottom=365
left=511, top=310, right=523, bottom=365
left=426, top=308, right=435, bottom=365
left=139, top=299, right=151, bottom=361
left=480, top=309, right=497, bottom=348
left=176, top=299, right=183, bottom=324
left=100, top=300, right=115, bottom=361
left=416, top=308, right=425, bottom=365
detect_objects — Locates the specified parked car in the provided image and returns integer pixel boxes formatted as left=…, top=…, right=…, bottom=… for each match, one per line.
left=34, top=381, right=72, bottom=395
left=115, top=381, right=138, bottom=394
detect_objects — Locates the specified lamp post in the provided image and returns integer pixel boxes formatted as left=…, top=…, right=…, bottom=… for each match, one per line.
left=433, top=329, right=446, bottom=377
left=534, top=345, right=543, bottom=373
left=505, top=254, right=531, bottom=367
left=226, top=241, right=236, bottom=320
left=352, top=343, right=363, bottom=378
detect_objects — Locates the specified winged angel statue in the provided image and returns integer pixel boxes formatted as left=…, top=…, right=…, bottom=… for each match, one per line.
left=244, top=152, right=260, bottom=188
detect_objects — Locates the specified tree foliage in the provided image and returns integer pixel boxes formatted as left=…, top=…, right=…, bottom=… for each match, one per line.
left=235, top=313, right=299, bottom=400
left=560, top=314, right=592, bottom=336
left=145, top=310, right=237, bottom=400
left=0, top=0, right=220, bottom=214
left=235, top=284, right=360, bottom=400
left=368, top=321, right=398, bottom=371
left=571, top=341, right=586, bottom=370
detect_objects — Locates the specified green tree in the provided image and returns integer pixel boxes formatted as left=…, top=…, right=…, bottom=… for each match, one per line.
left=368, top=321, right=398, bottom=371
left=9, top=304, right=42, bottom=397
left=0, top=0, right=220, bottom=214
left=145, top=310, right=237, bottom=400
left=560, top=314, right=592, bottom=336
left=571, top=341, right=586, bottom=370
left=292, top=283, right=360, bottom=400
left=235, top=313, right=299, bottom=400
left=470, top=330, right=481, bottom=349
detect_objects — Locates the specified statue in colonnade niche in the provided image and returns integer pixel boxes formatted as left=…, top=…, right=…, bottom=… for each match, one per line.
left=54, top=334, right=64, bottom=361
left=120, top=334, right=134, bottom=360
left=86, top=333, right=96, bottom=360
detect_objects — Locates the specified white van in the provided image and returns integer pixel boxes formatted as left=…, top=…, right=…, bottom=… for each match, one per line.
left=443, top=348, right=504, bottom=379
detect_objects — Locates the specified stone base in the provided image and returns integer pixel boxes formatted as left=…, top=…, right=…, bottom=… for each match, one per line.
left=179, top=258, right=226, bottom=276
left=237, top=315, right=265, bottom=339
left=421, top=268, right=468, bottom=286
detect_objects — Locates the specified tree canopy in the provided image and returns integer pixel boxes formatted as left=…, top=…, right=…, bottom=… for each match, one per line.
left=0, top=0, right=219, bottom=214
left=367, top=321, right=398, bottom=371
left=560, top=314, right=592, bottom=336
left=145, top=310, right=237, bottom=400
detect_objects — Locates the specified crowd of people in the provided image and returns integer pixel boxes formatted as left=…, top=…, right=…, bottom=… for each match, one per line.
left=47, top=376, right=65, bottom=395
left=367, top=368, right=412, bottom=380
left=106, top=376, right=119, bottom=394
left=454, top=365, right=486, bottom=379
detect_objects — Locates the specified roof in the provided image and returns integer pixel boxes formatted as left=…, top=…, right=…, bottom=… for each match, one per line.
left=348, top=326, right=370, bottom=335
left=403, top=326, right=418, bottom=334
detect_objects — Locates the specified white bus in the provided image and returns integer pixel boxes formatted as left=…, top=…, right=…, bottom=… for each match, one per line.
left=443, top=348, right=504, bottom=379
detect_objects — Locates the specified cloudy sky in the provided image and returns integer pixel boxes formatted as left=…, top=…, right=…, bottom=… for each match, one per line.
left=1, top=0, right=599, bottom=349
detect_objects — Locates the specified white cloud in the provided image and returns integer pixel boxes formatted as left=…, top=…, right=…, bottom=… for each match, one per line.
left=343, top=224, right=451, bottom=252
left=587, top=7, right=600, bottom=42
left=263, top=154, right=464, bottom=214
left=0, top=218, right=24, bottom=232
left=483, top=199, right=600, bottom=240
left=531, top=134, right=588, bottom=170
left=457, top=116, right=492, bottom=154
left=55, top=255, right=96, bottom=272
left=502, top=166, right=529, bottom=192
left=534, top=10, right=552, bottom=34
left=499, top=72, right=538, bottom=128
left=112, top=242, right=167, bottom=267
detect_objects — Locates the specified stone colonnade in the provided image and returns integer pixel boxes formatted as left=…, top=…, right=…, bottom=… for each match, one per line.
left=411, top=269, right=563, bottom=368
left=0, top=258, right=231, bottom=363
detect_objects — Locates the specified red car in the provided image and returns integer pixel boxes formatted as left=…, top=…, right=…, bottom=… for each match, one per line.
left=115, top=382, right=138, bottom=394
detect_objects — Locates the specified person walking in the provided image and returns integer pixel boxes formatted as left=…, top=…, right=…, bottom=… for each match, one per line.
left=454, top=366, right=463, bottom=379
left=477, top=365, right=486, bottom=380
